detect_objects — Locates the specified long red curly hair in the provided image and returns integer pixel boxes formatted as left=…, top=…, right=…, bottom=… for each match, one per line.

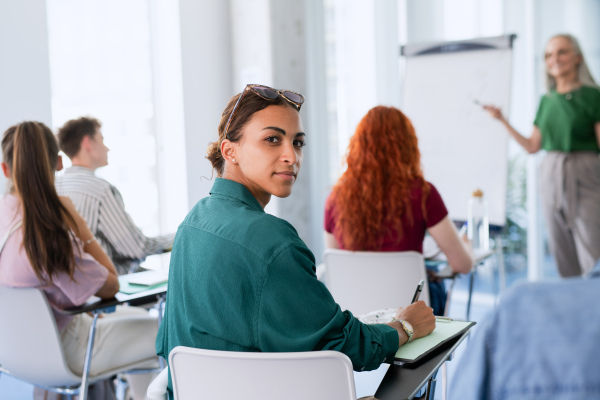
left=329, top=106, right=430, bottom=250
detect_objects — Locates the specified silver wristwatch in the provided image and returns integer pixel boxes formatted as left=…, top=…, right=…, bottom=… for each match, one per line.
left=394, top=319, right=414, bottom=342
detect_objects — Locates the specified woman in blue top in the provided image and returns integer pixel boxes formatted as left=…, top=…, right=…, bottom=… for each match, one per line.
left=156, top=85, right=435, bottom=398
left=484, top=34, right=600, bottom=277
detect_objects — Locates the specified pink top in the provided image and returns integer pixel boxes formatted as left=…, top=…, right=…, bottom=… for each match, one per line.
left=324, top=181, right=448, bottom=252
left=0, top=194, right=108, bottom=330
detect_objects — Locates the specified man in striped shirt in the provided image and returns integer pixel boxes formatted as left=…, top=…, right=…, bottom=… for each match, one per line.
left=55, top=116, right=175, bottom=275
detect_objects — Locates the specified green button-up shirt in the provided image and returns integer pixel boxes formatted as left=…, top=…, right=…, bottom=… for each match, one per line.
left=157, top=178, right=399, bottom=396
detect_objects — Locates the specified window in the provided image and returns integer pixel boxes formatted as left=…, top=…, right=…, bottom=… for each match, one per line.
left=47, top=0, right=170, bottom=269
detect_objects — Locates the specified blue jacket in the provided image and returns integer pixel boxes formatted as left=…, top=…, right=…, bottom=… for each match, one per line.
left=450, top=261, right=600, bottom=399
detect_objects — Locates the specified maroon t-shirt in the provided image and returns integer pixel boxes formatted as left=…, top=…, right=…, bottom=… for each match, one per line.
left=324, top=181, right=448, bottom=252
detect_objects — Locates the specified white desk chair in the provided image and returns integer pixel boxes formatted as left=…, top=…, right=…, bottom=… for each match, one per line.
left=323, top=249, right=430, bottom=316
left=146, top=367, right=169, bottom=400
left=158, top=346, right=356, bottom=400
left=0, top=287, right=158, bottom=400
left=324, top=249, right=462, bottom=400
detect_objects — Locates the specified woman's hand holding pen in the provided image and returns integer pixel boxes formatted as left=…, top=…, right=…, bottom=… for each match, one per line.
left=394, top=301, right=436, bottom=341
left=476, top=100, right=509, bottom=126
left=482, top=104, right=506, bottom=122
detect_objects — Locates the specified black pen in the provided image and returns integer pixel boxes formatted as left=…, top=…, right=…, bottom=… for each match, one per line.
left=411, top=279, right=425, bottom=303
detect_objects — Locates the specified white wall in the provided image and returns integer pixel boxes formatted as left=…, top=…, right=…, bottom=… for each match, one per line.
left=405, top=0, right=444, bottom=42
left=269, top=0, right=312, bottom=242
left=304, top=0, right=331, bottom=263
left=226, top=0, right=331, bottom=258
left=178, top=0, right=233, bottom=208
left=0, top=0, right=53, bottom=193
left=149, top=0, right=189, bottom=233
left=374, top=0, right=402, bottom=108
left=230, top=0, right=273, bottom=90
left=333, top=0, right=378, bottom=151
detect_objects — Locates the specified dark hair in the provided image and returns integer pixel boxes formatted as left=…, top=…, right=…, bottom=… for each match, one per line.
left=2, top=122, right=79, bottom=284
left=57, top=116, right=102, bottom=158
left=207, top=90, right=294, bottom=177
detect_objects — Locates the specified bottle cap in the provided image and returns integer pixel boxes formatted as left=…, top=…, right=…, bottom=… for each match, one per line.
left=472, top=189, right=483, bottom=197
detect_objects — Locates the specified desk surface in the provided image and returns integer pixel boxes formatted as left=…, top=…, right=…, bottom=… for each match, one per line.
left=426, top=248, right=496, bottom=277
left=375, top=330, right=470, bottom=400
left=61, top=284, right=167, bottom=315
left=431, top=248, right=495, bottom=264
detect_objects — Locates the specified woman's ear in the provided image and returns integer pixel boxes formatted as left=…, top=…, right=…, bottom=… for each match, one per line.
left=220, top=139, right=237, bottom=164
left=1, top=162, right=10, bottom=178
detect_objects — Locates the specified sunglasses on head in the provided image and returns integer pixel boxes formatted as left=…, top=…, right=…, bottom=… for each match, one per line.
left=224, top=84, right=305, bottom=139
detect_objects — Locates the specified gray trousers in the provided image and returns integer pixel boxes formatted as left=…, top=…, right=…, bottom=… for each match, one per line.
left=539, top=152, right=600, bottom=277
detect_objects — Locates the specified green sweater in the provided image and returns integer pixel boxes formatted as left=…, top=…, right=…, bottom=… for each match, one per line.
left=534, top=85, right=600, bottom=152
left=156, top=178, right=399, bottom=396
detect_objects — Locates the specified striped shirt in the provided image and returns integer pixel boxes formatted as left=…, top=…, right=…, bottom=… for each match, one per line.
left=56, top=166, right=175, bottom=275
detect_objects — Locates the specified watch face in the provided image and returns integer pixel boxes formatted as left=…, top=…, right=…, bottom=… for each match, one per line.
left=403, top=320, right=414, bottom=333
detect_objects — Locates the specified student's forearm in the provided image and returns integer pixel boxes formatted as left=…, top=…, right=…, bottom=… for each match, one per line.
left=503, top=120, right=527, bottom=146
left=386, top=321, right=409, bottom=347
left=451, top=241, right=475, bottom=274
left=91, top=244, right=119, bottom=298
left=73, top=208, right=118, bottom=275
left=501, top=120, right=535, bottom=153
left=84, top=241, right=118, bottom=276
left=95, top=268, right=119, bottom=298
left=429, top=216, right=474, bottom=274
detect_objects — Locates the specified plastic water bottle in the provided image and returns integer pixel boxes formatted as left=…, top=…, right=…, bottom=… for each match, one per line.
left=467, top=189, right=489, bottom=250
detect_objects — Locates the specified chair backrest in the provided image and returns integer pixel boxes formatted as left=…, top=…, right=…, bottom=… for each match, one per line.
left=0, top=286, right=81, bottom=387
left=324, top=249, right=430, bottom=316
left=169, top=347, right=356, bottom=400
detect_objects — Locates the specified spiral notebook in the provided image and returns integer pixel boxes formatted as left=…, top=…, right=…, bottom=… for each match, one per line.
left=393, top=319, right=475, bottom=364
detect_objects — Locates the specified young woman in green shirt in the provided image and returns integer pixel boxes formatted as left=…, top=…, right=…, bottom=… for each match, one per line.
left=484, top=34, right=600, bottom=277
left=156, top=85, right=435, bottom=398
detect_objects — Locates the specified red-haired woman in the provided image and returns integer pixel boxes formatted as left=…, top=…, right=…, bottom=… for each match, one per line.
left=324, top=106, right=474, bottom=315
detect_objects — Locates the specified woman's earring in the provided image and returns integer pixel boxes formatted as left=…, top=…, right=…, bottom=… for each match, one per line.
left=232, top=159, right=236, bottom=163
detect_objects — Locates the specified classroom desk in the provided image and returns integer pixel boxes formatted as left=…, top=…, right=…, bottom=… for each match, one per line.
left=426, top=248, right=495, bottom=320
left=375, top=330, right=470, bottom=400
left=62, top=284, right=168, bottom=315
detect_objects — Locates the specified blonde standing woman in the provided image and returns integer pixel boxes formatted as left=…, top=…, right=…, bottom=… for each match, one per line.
left=484, top=34, right=600, bottom=277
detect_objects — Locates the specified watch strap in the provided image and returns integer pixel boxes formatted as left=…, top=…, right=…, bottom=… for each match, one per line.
left=392, top=318, right=414, bottom=342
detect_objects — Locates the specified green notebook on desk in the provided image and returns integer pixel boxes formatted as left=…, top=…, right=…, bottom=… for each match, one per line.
left=119, top=272, right=168, bottom=295
left=394, top=319, right=475, bottom=364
